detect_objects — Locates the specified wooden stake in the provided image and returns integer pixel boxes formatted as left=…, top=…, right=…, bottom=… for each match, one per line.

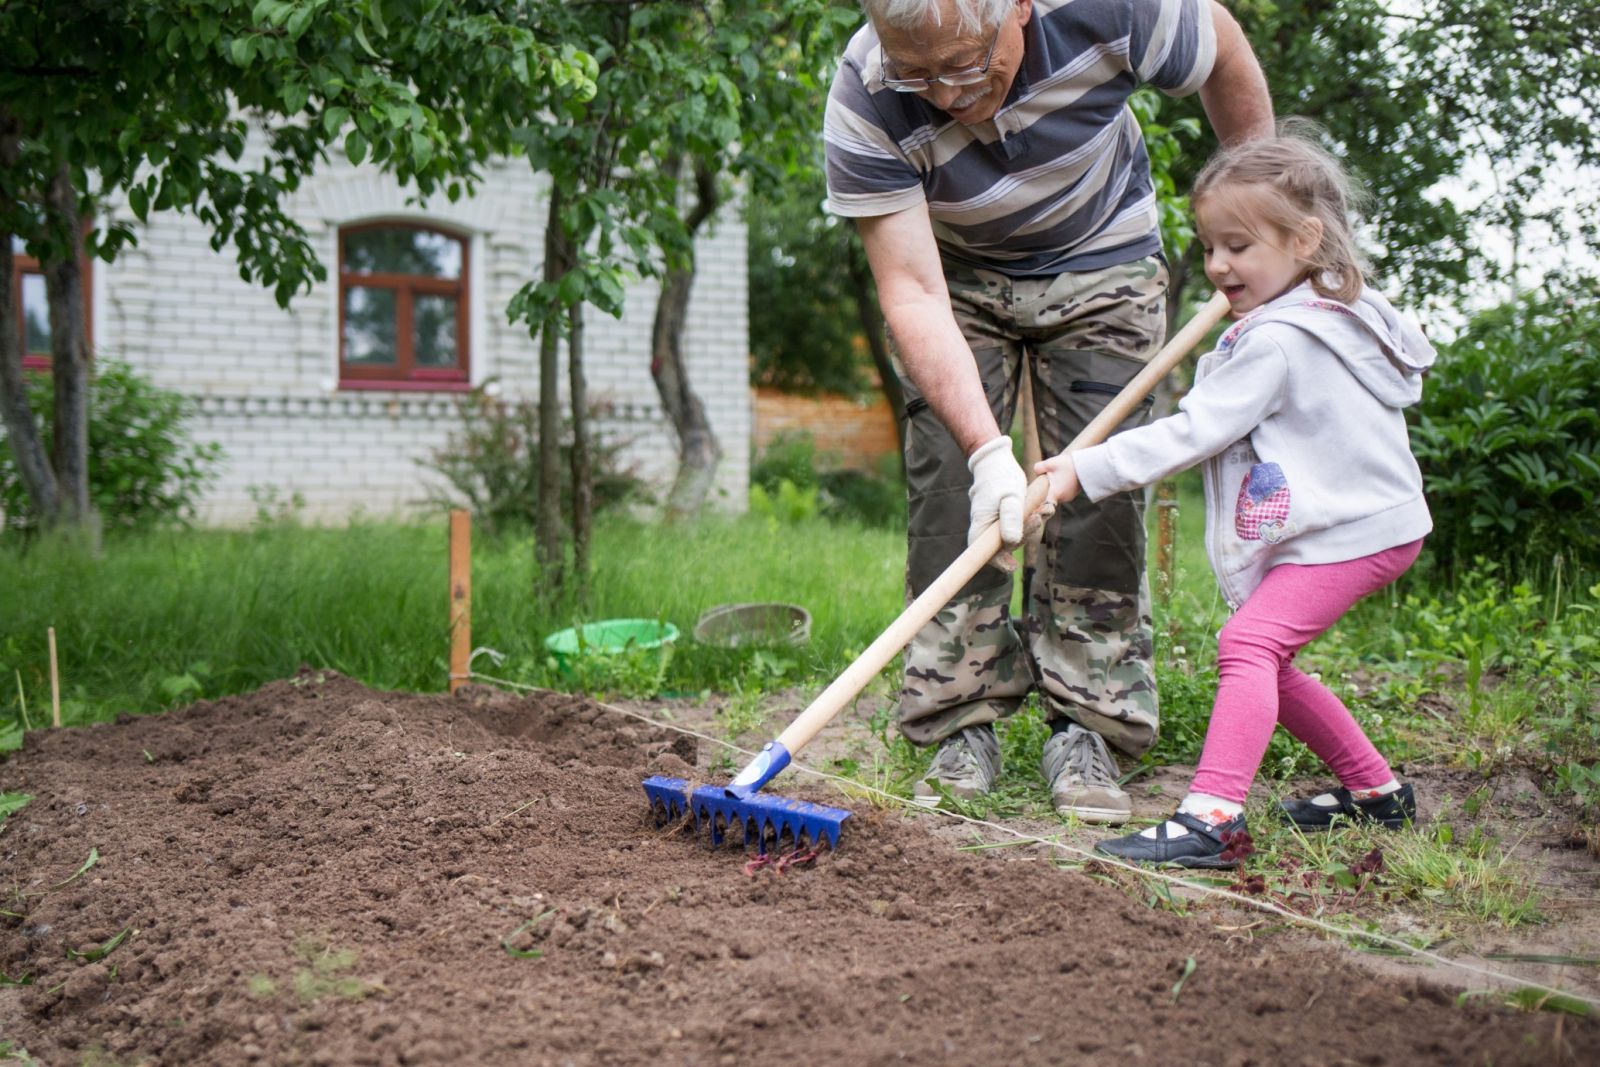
left=48, top=626, right=61, bottom=728
left=1156, top=481, right=1178, bottom=624
left=448, top=509, right=472, bottom=694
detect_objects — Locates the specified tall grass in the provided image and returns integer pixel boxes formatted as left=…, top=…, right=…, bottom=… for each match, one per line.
left=0, top=515, right=905, bottom=724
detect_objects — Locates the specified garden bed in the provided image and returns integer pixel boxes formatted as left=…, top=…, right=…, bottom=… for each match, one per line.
left=1, top=672, right=1592, bottom=1065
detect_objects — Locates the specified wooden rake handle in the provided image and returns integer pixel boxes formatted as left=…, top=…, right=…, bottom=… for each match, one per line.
left=773, top=290, right=1231, bottom=758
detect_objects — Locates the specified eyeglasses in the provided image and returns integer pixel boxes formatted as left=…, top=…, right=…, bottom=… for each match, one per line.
left=880, top=21, right=1003, bottom=93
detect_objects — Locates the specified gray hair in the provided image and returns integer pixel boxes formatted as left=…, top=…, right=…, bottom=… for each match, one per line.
left=862, top=0, right=1013, bottom=36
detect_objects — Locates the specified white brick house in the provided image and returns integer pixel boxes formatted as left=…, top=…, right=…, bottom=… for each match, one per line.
left=19, top=153, right=751, bottom=524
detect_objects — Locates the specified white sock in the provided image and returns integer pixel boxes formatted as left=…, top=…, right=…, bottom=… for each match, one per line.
left=1137, top=793, right=1244, bottom=839
left=1308, top=778, right=1399, bottom=807
left=1345, top=778, right=1401, bottom=802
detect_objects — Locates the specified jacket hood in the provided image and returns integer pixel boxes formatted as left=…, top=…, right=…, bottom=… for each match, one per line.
left=1252, top=282, right=1437, bottom=407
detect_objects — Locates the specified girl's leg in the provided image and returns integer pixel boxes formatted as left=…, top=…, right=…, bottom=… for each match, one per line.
left=1189, top=540, right=1422, bottom=803
left=1276, top=668, right=1393, bottom=790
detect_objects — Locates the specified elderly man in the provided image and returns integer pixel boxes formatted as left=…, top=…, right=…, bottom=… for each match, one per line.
left=826, top=0, right=1272, bottom=821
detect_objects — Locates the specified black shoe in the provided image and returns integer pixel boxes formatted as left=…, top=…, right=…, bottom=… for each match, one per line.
left=1279, top=783, right=1416, bottom=831
left=1095, top=811, right=1251, bottom=870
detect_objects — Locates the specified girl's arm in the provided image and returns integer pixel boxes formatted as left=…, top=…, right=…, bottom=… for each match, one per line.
left=1037, top=332, right=1293, bottom=504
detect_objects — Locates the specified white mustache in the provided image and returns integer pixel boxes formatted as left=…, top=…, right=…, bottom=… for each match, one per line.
left=951, top=85, right=992, bottom=111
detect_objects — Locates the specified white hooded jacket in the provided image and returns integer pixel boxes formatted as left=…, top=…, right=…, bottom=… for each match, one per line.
left=1073, top=282, right=1435, bottom=608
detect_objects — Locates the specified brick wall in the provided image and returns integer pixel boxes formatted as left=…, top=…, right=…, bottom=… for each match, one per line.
left=752, top=388, right=900, bottom=471
left=89, top=135, right=750, bottom=524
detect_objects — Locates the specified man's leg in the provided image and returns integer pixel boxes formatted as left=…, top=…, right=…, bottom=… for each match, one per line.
left=895, top=267, right=1032, bottom=756
left=1023, top=258, right=1167, bottom=818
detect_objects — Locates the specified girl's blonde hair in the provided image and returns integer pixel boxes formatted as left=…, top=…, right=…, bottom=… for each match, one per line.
left=1192, top=119, right=1369, bottom=302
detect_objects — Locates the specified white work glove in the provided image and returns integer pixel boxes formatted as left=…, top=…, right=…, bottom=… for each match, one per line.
left=967, top=436, right=1028, bottom=571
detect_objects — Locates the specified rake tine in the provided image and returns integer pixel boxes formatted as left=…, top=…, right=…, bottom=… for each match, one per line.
left=644, top=776, right=850, bottom=854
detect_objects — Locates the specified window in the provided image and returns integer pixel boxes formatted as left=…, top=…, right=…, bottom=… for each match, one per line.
left=10, top=235, right=63, bottom=371
left=338, top=223, right=469, bottom=389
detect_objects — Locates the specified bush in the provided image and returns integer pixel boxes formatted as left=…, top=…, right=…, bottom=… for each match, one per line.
left=0, top=361, right=222, bottom=533
left=417, top=386, right=650, bottom=535
left=1410, top=283, right=1600, bottom=574
left=751, top=431, right=903, bottom=527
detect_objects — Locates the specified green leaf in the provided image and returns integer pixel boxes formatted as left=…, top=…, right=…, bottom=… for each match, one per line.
left=369, top=0, right=389, bottom=39
left=0, top=793, right=30, bottom=821
left=345, top=129, right=368, bottom=166
left=323, top=107, right=351, bottom=135
left=281, top=81, right=310, bottom=115
left=411, top=132, right=434, bottom=170
left=0, top=720, right=22, bottom=753
left=287, top=5, right=314, bottom=40
left=66, top=926, right=133, bottom=963
left=501, top=909, right=556, bottom=960
left=1171, top=957, right=1197, bottom=1003
left=353, top=23, right=379, bottom=59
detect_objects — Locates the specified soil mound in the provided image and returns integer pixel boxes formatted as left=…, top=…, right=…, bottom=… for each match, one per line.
left=1, top=672, right=1589, bottom=1065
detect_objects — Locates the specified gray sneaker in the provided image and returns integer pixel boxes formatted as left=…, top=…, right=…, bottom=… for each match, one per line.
left=911, top=725, right=1000, bottom=807
left=1041, top=724, right=1132, bottom=824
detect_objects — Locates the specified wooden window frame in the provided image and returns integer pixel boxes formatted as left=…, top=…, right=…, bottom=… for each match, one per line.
left=338, top=221, right=470, bottom=392
left=10, top=241, right=94, bottom=371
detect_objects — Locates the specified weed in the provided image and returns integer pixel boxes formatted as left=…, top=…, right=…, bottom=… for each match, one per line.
left=0, top=1040, right=40, bottom=1066
left=288, top=941, right=375, bottom=1002
left=1242, top=793, right=1543, bottom=928
left=0, top=793, right=30, bottom=826
left=1170, top=957, right=1197, bottom=1003
left=501, top=909, right=557, bottom=960
left=715, top=683, right=769, bottom=742
left=1458, top=987, right=1593, bottom=1018
left=66, top=927, right=134, bottom=964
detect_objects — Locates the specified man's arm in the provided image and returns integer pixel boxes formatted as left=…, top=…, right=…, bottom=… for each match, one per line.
left=857, top=203, right=1028, bottom=553
left=856, top=202, right=1000, bottom=456
left=1199, top=1, right=1273, bottom=145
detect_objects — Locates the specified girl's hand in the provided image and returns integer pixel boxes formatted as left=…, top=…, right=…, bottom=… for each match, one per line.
left=1034, top=451, right=1081, bottom=505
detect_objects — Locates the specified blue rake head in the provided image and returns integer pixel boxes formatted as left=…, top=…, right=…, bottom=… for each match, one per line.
left=643, top=776, right=851, bottom=852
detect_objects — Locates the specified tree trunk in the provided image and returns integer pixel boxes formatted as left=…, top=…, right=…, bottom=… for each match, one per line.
left=567, top=301, right=592, bottom=598
left=536, top=187, right=568, bottom=596
left=1154, top=241, right=1204, bottom=419
left=0, top=114, right=61, bottom=527
left=1165, top=241, right=1201, bottom=340
left=43, top=165, right=96, bottom=539
left=650, top=156, right=722, bottom=521
left=847, top=247, right=905, bottom=462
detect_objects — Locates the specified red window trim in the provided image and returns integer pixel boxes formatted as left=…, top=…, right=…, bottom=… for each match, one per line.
left=10, top=243, right=94, bottom=371
left=337, top=221, right=469, bottom=390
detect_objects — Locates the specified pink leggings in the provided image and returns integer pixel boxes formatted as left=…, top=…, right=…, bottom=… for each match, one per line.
left=1190, top=540, right=1423, bottom=803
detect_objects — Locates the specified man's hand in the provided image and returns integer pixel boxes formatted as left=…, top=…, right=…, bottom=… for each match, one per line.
left=968, top=435, right=1027, bottom=550
left=1034, top=449, right=1081, bottom=505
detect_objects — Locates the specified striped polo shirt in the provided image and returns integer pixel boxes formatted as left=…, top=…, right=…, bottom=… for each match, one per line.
left=825, top=0, right=1216, bottom=276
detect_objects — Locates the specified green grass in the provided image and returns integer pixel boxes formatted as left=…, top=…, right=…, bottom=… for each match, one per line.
left=1242, top=792, right=1545, bottom=929
left=0, top=514, right=905, bottom=724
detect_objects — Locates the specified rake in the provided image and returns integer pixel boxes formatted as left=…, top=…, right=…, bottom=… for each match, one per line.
left=645, top=292, right=1232, bottom=853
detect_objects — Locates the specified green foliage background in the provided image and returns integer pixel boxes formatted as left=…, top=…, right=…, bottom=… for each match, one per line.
left=0, top=362, right=221, bottom=532
left=1411, top=282, right=1600, bottom=574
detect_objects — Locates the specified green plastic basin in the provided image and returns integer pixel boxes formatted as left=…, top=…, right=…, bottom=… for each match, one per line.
left=543, top=618, right=679, bottom=673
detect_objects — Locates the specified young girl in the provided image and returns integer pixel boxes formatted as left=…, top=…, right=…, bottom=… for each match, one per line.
left=1036, top=125, right=1435, bottom=869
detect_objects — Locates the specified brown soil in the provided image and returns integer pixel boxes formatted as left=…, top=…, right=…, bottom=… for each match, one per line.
left=2, top=672, right=1592, bottom=1066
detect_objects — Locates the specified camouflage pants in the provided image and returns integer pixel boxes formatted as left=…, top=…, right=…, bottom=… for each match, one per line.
left=895, top=256, right=1168, bottom=758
